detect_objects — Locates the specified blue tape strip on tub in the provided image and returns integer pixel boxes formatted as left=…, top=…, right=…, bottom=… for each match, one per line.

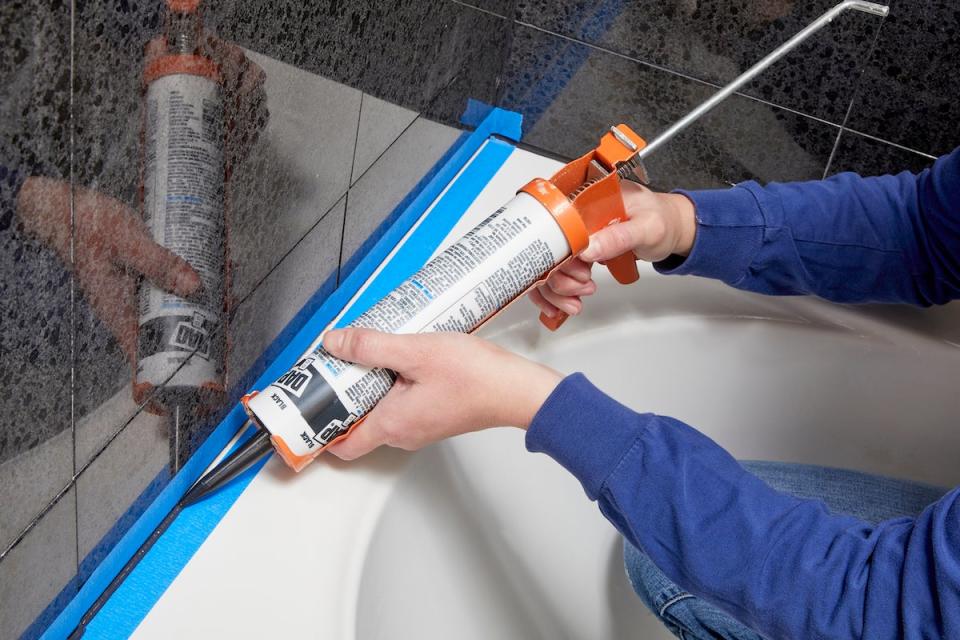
left=40, top=107, right=521, bottom=640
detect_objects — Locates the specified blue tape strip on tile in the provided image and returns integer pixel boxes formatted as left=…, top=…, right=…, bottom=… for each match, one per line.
left=40, top=106, right=521, bottom=640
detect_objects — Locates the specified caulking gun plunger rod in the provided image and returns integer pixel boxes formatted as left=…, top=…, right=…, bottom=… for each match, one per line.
left=616, top=0, right=889, bottom=177
left=180, top=0, right=889, bottom=508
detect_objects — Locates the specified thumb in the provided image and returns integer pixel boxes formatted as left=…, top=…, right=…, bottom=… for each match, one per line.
left=579, top=218, right=645, bottom=263
left=324, top=417, right=383, bottom=460
left=323, top=328, right=418, bottom=372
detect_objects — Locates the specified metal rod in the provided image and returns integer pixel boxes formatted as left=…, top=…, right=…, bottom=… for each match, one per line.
left=631, top=0, right=889, bottom=163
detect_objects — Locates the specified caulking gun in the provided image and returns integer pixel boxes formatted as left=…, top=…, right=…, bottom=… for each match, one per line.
left=182, top=0, right=889, bottom=506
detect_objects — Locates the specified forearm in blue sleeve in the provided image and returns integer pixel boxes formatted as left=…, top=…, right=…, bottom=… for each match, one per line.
left=527, top=374, right=960, bottom=640
left=658, top=147, right=960, bottom=306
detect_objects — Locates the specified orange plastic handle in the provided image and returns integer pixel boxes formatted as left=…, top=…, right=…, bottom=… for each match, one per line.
left=534, top=124, right=646, bottom=330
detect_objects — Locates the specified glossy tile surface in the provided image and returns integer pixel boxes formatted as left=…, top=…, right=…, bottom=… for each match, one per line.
left=342, top=119, right=463, bottom=269
left=352, top=95, right=419, bottom=183
left=228, top=198, right=345, bottom=386
left=828, top=130, right=936, bottom=177
left=0, top=0, right=72, bottom=486
left=514, top=0, right=882, bottom=124
left=845, top=0, right=959, bottom=156
left=76, top=409, right=169, bottom=569
left=501, top=23, right=839, bottom=189
left=212, top=0, right=513, bottom=123
left=228, top=50, right=359, bottom=302
left=0, top=489, right=77, bottom=640
left=0, top=429, right=72, bottom=553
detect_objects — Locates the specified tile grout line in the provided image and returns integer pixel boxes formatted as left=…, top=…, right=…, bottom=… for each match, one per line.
left=340, top=93, right=376, bottom=286
left=230, top=196, right=347, bottom=315
left=453, top=0, right=944, bottom=159
left=336, top=91, right=364, bottom=286
left=840, top=128, right=938, bottom=160
left=448, top=0, right=510, bottom=21
left=70, top=0, right=80, bottom=577
left=455, top=0, right=938, bottom=165
left=453, top=0, right=853, bottom=131
left=822, top=13, right=891, bottom=178
left=348, top=93, right=363, bottom=186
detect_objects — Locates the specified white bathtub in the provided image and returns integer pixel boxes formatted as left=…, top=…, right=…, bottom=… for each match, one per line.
left=133, top=148, right=960, bottom=640
left=354, top=264, right=960, bottom=640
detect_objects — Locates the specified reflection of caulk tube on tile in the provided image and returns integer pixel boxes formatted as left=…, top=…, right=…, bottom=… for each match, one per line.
left=135, top=0, right=227, bottom=418
left=182, top=0, right=889, bottom=507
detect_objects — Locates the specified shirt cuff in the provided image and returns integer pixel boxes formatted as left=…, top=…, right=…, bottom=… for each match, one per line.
left=654, top=185, right=766, bottom=284
left=526, top=373, right=654, bottom=500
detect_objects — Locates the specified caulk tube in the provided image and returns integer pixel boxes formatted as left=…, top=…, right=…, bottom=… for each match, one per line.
left=134, top=0, right=227, bottom=414
left=244, top=182, right=588, bottom=471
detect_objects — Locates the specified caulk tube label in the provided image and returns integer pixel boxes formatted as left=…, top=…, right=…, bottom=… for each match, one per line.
left=137, top=71, right=225, bottom=390
left=247, top=192, right=571, bottom=459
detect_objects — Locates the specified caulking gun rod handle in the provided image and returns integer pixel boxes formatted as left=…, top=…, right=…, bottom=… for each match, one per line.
left=635, top=0, right=889, bottom=161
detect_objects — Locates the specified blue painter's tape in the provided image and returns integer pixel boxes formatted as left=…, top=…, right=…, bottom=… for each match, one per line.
left=460, top=99, right=522, bottom=141
left=81, top=425, right=269, bottom=639
left=40, top=107, right=522, bottom=640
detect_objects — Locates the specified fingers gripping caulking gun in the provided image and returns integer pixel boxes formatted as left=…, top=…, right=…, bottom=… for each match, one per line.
left=182, top=0, right=889, bottom=505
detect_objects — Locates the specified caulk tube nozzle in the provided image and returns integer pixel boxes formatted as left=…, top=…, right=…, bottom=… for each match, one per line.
left=181, top=428, right=273, bottom=506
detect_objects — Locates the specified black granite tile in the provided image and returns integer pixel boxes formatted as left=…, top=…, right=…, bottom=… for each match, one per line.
left=209, top=0, right=514, bottom=125
left=453, top=0, right=520, bottom=20
left=515, top=0, right=884, bottom=125
left=68, top=0, right=354, bottom=462
left=0, top=0, right=75, bottom=559
left=827, top=130, right=936, bottom=178
left=845, top=0, right=960, bottom=157
left=501, top=23, right=839, bottom=190
left=71, top=0, right=166, bottom=433
left=228, top=198, right=345, bottom=400
left=0, top=488, right=78, bottom=640
left=414, top=2, right=517, bottom=128
left=342, top=118, right=463, bottom=273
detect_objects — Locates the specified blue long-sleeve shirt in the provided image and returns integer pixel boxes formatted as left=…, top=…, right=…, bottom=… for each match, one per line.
left=527, top=148, right=960, bottom=640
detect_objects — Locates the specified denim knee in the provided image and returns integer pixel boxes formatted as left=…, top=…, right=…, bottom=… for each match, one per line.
left=624, top=542, right=766, bottom=640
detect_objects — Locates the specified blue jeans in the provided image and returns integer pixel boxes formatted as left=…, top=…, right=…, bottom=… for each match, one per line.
left=623, top=461, right=948, bottom=640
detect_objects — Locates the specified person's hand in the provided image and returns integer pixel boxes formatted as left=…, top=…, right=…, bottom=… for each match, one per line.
left=16, top=177, right=202, bottom=362
left=145, top=33, right=268, bottom=168
left=529, top=182, right=696, bottom=318
left=321, top=328, right=563, bottom=460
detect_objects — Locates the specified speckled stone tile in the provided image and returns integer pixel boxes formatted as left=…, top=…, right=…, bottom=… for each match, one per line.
left=342, top=118, right=463, bottom=272
left=845, top=0, right=960, bottom=157
left=501, top=23, right=839, bottom=190
left=827, top=130, right=936, bottom=177
left=0, top=488, right=77, bottom=640
left=454, top=0, right=519, bottom=19
left=76, top=407, right=168, bottom=573
left=0, top=0, right=74, bottom=556
left=70, top=0, right=165, bottom=437
left=514, top=0, right=883, bottom=125
left=0, top=429, right=72, bottom=554
left=210, top=0, right=513, bottom=124
left=68, top=2, right=292, bottom=466
left=228, top=49, right=360, bottom=303
left=228, top=198, right=345, bottom=390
